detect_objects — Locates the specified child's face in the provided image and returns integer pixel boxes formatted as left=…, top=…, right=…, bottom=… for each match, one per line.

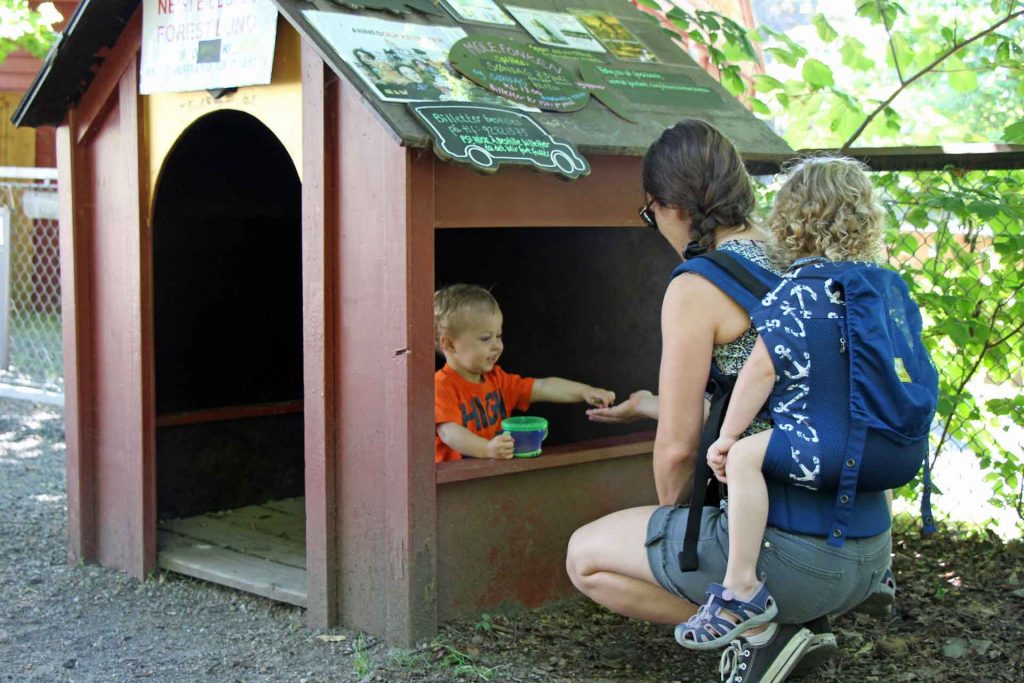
left=443, top=309, right=504, bottom=381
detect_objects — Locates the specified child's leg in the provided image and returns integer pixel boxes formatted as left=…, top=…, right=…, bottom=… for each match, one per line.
left=724, top=429, right=772, bottom=600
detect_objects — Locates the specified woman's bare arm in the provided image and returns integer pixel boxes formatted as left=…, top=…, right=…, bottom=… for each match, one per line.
left=653, top=275, right=720, bottom=505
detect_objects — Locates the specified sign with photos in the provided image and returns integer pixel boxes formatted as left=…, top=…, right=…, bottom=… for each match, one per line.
left=303, top=12, right=529, bottom=108
left=504, top=6, right=605, bottom=53
left=439, top=0, right=515, bottom=26
left=409, top=102, right=590, bottom=179
left=568, top=9, right=658, bottom=63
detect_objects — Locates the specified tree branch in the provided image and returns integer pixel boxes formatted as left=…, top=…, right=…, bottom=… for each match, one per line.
left=840, top=6, right=1024, bottom=152
left=878, top=0, right=906, bottom=84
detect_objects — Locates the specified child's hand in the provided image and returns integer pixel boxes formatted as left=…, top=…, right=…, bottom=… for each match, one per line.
left=486, top=433, right=515, bottom=460
left=583, top=387, right=616, bottom=409
left=707, top=436, right=736, bottom=484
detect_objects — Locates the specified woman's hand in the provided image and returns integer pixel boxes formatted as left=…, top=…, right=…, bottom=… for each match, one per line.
left=706, top=436, right=736, bottom=483
left=587, top=390, right=654, bottom=423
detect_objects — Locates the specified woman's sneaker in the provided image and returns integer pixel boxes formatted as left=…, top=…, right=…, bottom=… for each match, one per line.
left=717, top=623, right=813, bottom=683
left=789, top=616, right=838, bottom=679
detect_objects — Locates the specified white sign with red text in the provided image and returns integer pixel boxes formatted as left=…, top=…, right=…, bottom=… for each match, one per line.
left=140, top=0, right=278, bottom=94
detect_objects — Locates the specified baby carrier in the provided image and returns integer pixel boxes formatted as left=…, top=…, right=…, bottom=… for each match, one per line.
left=751, top=257, right=938, bottom=547
left=674, top=251, right=937, bottom=572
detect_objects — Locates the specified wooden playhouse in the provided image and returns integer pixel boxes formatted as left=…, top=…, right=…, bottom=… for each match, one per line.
left=14, top=0, right=790, bottom=644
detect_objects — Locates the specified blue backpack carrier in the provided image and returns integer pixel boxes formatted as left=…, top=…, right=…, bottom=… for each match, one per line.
left=750, top=258, right=939, bottom=546
left=672, top=251, right=938, bottom=572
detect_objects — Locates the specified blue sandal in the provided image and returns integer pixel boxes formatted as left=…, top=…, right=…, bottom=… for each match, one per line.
left=855, top=567, right=896, bottom=616
left=675, top=581, right=779, bottom=651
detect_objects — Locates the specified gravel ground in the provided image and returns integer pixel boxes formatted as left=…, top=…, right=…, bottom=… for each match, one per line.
left=2, top=397, right=1022, bottom=683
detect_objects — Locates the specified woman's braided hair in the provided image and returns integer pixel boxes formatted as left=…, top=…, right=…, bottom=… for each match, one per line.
left=642, top=119, right=755, bottom=255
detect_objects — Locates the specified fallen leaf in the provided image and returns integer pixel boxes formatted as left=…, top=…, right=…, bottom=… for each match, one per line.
left=942, top=638, right=969, bottom=659
left=971, top=639, right=993, bottom=655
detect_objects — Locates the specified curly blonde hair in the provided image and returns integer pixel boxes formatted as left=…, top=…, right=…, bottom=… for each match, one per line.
left=434, top=284, right=500, bottom=354
left=766, top=156, right=885, bottom=268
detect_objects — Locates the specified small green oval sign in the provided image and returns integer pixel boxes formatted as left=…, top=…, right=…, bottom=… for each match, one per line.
left=448, top=35, right=589, bottom=113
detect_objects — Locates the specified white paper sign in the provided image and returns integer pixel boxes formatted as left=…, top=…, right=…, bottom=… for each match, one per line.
left=140, top=0, right=278, bottom=95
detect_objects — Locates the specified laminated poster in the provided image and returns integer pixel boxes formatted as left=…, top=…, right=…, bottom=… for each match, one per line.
left=302, top=11, right=531, bottom=109
left=440, top=0, right=515, bottom=26
left=568, top=9, right=658, bottom=63
left=140, top=0, right=278, bottom=95
left=503, top=6, right=606, bottom=53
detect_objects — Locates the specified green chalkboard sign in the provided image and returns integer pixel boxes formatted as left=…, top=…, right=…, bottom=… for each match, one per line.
left=579, top=62, right=721, bottom=109
left=448, top=35, right=589, bottom=112
left=409, top=102, right=590, bottom=179
left=326, top=0, right=445, bottom=17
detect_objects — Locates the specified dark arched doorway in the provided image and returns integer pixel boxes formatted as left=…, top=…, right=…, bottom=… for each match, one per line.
left=151, top=110, right=306, bottom=605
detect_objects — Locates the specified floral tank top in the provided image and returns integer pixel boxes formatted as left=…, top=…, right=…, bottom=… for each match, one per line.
left=710, top=239, right=781, bottom=434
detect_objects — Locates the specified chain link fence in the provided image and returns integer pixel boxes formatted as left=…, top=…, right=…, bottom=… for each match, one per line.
left=0, top=168, right=63, bottom=397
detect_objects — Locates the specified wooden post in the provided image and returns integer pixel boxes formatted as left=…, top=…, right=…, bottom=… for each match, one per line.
left=301, top=40, right=340, bottom=629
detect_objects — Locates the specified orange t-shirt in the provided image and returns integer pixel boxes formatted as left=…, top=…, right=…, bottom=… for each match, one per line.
left=434, top=364, right=535, bottom=463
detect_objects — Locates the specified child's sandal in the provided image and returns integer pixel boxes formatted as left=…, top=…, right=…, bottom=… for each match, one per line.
left=674, top=581, right=779, bottom=651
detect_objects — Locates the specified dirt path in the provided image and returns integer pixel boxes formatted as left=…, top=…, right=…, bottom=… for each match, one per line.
left=1, top=398, right=1021, bottom=682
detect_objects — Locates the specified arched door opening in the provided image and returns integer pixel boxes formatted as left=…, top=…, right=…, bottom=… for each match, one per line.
left=151, top=110, right=306, bottom=605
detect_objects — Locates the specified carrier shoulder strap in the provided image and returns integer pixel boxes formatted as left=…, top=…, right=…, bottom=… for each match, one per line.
left=673, top=250, right=771, bottom=572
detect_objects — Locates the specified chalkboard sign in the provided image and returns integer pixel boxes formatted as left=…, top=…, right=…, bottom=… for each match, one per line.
left=449, top=35, right=589, bottom=112
left=409, top=102, right=590, bottom=179
left=579, top=62, right=721, bottom=109
left=326, top=0, right=445, bottom=16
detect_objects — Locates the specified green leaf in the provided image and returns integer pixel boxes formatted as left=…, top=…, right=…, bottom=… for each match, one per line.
left=802, top=59, right=835, bottom=89
left=840, top=36, right=875, bottom=71
left=765, top=47, right=800, bottom=68
left=633, top=0, right=661, bottom=10
left=811, top=13, right=838, bottom=42
left=752, top=74, right=785, bottom=92
left=1004, top=120, right=1024, bottom=143
left=947, top=56, right=978, bottom=92
left=748, top=97, right=770, bottom=115
left=722, top=67, right=744, bottom=95
left=888, top=32, right=915, bottom=71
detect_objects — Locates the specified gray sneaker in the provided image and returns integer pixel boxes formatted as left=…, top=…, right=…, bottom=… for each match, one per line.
left=789, top=616, right=838, bottom=679
left=717, top=623, right=814, bottom=683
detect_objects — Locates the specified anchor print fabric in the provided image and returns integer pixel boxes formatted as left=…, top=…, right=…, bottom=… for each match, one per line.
left=752, top=258, right=849, bottom=491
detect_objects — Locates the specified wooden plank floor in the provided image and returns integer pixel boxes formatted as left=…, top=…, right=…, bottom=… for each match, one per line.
left=157, top=497, right=307, bottom=607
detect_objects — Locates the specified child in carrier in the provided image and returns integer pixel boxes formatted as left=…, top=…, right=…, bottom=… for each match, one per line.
left=675, top=156, right=937, bottom=650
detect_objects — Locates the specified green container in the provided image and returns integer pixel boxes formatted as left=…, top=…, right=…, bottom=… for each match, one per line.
left=501, top=416, right=549, bottom=458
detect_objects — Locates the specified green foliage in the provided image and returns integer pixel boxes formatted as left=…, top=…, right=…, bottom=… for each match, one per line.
left=875, top=169, right=1024, bottom=521
left=701, top=2, right=1024, bottom=528
left=0, top=0, right=62, bottom=62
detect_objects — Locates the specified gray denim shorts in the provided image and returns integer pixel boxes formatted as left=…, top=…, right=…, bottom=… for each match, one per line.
left=645, top=504, right=891, bottom=624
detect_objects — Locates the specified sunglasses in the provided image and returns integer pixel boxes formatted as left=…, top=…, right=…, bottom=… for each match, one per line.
left=639, top=199, right=658, bottom=229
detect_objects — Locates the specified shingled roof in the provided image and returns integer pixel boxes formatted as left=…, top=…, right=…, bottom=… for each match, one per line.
left=14, top=0, right=793, bottom=160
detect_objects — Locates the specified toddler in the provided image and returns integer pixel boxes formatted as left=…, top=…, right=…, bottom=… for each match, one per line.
left=434, top=284, right=615, bottom=463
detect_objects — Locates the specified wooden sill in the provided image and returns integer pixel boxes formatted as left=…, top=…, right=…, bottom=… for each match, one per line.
left=155, top=400, right=304, bottom=428
left=436, top=431, right=655, bottom=485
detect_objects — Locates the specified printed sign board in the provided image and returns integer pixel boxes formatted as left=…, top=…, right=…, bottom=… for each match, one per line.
left=579, top=62, right=721, bottom=109
left=303, top=12, right=530, bottom=109
left=504, top=6, right=605, bottom=53
left=449, top=35, right=589, bottom=112
left=409, top=102, right=590, bottom=179
left=140, top=0, right=278, bottom=95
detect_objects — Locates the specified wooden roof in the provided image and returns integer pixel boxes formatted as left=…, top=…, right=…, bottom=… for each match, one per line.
left=14, top=0, right=794, bottom=158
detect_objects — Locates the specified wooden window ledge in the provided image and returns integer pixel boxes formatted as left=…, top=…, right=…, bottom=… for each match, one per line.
left=436, top=431, right=655, bottom=485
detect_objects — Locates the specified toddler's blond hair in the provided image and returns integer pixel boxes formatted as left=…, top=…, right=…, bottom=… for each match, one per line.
left=766, top=156, right=885, bottom=268
left=434, top=284, right=500, bottom=354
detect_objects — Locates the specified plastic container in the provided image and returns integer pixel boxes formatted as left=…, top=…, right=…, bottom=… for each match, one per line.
left=501, top=416, right=549, bottom=458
